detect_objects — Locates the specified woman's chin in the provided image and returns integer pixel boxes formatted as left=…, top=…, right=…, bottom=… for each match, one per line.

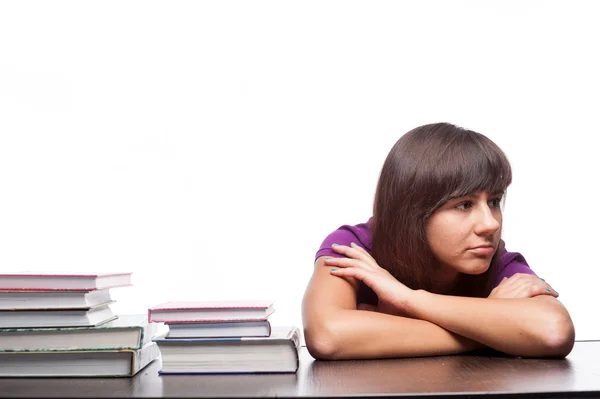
left=460, top=259, right=492, bottom=275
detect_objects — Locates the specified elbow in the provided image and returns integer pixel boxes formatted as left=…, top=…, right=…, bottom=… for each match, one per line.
left=540, top=311, right=576, bottom=358
left=304, top=324, right=342, bottom=360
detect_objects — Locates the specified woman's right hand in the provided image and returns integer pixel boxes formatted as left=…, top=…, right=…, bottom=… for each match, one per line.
left=325, top=243, right=415, bottom=314
left=488, top=273, right=559, bottom=299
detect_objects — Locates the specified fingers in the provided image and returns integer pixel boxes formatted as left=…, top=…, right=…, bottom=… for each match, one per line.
left=524, top=275, right=559, bottom=297
left=323, top=256, right=367, bottom=269
left=516, top=283, right=559, bottom=299
left=509, top=274, right=559, bottom=298
left=330, top=243, right=379, bottom=270
left=500, top=274, right=558, bottom=292
left=330, top=266, right=376, bottom=289
left=540, top=277, right=559, bottom=296
left=490, top=273, right=560, bottom=299
left=349, top=242, right=370, bottom=255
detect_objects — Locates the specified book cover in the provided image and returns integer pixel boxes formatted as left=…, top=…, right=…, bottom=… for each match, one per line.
left=0, top=288, right=113, bottom=310
left=148, top=300, right=275, bottom=323
left=0, top=272, right=132, bottom=291
left=0, top=304, right=116, bottom=328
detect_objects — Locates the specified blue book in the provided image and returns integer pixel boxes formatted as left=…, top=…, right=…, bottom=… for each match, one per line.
left=166, top=320, right=271, bottom=338
left=154, top=325, right=300, bottom=374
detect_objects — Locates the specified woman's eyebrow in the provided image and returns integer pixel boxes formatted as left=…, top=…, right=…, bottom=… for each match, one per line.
left=460, top=191, right=505, bottom=199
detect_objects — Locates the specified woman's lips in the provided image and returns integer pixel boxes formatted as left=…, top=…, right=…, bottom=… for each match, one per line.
left=468, top=246, right=495, bottom=255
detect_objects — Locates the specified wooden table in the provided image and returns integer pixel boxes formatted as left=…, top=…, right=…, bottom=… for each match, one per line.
left=1, top=341, right=599, bottom=398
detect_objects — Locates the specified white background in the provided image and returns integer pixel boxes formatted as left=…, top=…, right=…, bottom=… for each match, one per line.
left=1, top=1, right=598, bottom=340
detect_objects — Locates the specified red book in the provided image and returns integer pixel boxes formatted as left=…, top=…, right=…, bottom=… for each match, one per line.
left=148, top=300, right=275, bottom=323
left=0, top=272, right=132, bottom=291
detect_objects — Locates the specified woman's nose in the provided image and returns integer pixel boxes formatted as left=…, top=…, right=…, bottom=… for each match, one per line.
left=474, top=204, right=500, bottom=235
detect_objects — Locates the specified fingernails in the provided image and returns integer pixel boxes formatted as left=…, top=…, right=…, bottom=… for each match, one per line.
left=350, top=242, right=357, bottom=247
left=330, top=268, right=339, bottom=272
left=545, top=288, right=551, bottom=293
left=332, top=243, right=340, bottom=247
left=540, top=278, right=545, bottom=281
left=324, top=257, right=332, bottom=260
left=554, top=290, right=559, bottom=295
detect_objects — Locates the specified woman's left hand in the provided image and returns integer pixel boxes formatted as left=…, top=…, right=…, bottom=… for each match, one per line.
left=324, top=243, right=415, bottom=315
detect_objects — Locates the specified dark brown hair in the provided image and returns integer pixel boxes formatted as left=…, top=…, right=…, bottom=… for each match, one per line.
left=371, top=122, right=512, bottom=297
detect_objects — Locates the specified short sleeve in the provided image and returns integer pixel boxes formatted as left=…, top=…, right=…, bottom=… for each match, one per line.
left=494, top=249, right=538, bottom=287
left=315, top=221, right=372, bottom=261
left=314, top=220, right=377, bottom=305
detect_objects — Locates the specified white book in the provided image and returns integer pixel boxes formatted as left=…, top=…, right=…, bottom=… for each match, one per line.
left=0, top=289, right=113, bottom=310
left=148, top=300, right=275, bottom=323
left=0, top=314, right=157, bottom=351
left=155, top=326, right=300, bottom=374
left=0, top=341, right=159, bottom=377
left=166, top=320, right=271, bottom=338
left=0, top=304, right=116, bottom=328
left=0, top=272, right=132, bottom=291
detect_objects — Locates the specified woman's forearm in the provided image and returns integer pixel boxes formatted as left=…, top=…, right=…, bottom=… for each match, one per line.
left=407, top=291, right=575, bottom=358
left=305, top=308, right=483, bottom=360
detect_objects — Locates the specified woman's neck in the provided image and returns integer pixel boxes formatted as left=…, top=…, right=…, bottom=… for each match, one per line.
left=431, top=268, right=461, bottom=295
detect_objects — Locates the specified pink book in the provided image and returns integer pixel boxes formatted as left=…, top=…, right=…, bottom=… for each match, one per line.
left=148, top=300, right=275, bottom=323
left=0, top=272, right=132, bottom=291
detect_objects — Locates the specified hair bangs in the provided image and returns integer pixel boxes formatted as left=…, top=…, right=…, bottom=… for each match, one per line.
left=431, top=131, right=512, bottom=208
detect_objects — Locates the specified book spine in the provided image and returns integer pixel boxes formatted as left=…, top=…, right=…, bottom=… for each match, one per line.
left=288, top=327, right=300, bottom=372
left=130, top=343, right=159, bottom=376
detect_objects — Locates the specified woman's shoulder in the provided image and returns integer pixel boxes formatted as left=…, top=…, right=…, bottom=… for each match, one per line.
left=493, top=241, right=537, bottom=286
left=315, top=218, right=373, bottom=260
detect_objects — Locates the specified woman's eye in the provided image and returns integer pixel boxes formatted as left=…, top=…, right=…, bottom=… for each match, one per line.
left=489, top=198, right=502, bottom=208
left=456, top=201, right=472, bottom=211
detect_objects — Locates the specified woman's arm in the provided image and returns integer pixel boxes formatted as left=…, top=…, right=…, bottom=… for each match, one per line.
left=327, top=244, right=575, bottom=359
left=407, top=289, right=575, bottom=358
left=302, top=256, right=484, bottom=360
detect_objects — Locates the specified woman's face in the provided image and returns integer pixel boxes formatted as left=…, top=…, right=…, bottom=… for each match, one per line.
left=426, top=191, right=503, bottom=278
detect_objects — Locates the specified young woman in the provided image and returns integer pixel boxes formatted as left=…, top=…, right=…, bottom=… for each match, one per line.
left=302, top=122, right=575, bottom=360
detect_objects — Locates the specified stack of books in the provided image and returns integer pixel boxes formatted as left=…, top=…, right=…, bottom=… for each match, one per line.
left=0, top=272, right=160, bottom=377
left=148, top=300, right=300, bottom=374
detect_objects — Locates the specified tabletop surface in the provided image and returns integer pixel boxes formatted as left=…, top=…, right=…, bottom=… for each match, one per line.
left=1, top=341, right=600, bottom=398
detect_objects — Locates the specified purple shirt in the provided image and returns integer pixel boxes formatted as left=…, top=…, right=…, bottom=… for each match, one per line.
left=316, top=219, right=536, bottom=303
